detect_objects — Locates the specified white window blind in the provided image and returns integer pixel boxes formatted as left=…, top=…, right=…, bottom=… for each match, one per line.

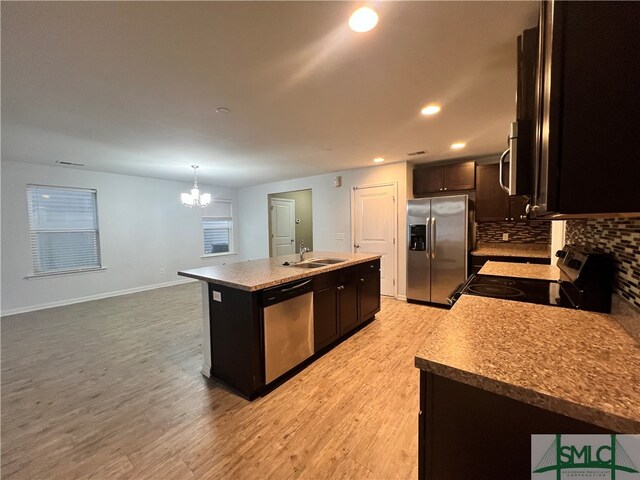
left=27, top=185, right=102, bottom=275
left=202, top=199, right=233, bottom=255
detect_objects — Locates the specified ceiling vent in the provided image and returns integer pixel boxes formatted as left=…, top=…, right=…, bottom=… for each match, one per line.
left=55, top=161, right=85, bottom=167
left=407, top=150, right=427, bottom=156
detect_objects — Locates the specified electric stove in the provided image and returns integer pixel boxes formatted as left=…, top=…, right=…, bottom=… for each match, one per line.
left=448, top=245, right=614, bottom=313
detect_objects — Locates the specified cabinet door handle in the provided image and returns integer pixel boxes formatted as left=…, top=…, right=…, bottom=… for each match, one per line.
left=443, top=187, right=447, bottom=191
left=337, top=285, right=344, bottom=291
left=360, top=278, right=365, bottom=283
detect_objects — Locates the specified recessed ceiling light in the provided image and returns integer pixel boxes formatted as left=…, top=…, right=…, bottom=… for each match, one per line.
left=421, top=105, right=441, bottom=116
left=349, top=7, right=379, bottom=33
left=451, top=143, right=466, bottom=150
left=373, top=157, right=385, bottom=163
left=216, top=107, right=230, bottom=114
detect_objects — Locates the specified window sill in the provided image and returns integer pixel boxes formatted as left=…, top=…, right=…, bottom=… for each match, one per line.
left=25, top=267, right=107, bottom=280
left=201, top=252, right=238, bottom=259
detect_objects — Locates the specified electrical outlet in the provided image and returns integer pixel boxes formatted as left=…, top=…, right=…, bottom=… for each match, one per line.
left=212, top=291, right=222, bottom=302
left=502, top=233, right=509, bottom=241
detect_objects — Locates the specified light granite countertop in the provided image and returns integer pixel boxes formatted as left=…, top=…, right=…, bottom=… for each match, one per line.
left=479, top=260, right=561, bottom=281
left=178, top=252, right=381, bottom=291
left=415, top=294, right=640, bottom=432
left=471, top=242, right=551, bottom=258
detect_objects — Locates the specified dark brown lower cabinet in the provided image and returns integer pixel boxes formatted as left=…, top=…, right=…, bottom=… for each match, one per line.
left=316, top=260, right=381, bottom=345
left=418, top=372, right=610, bottom=480
left=338, top=281, right=359, bottom=336
left=313, top=286, right=339, bottom=351
left=359, top=271, right=381, bottom=323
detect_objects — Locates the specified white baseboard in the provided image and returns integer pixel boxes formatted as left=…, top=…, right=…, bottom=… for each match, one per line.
left=396, top=294, right=407, bottom=302
left=1, top=278, right=197, bottom=317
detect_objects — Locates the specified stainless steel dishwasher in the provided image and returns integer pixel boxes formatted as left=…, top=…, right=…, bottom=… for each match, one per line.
left=262, top=278, right=314, bottom=384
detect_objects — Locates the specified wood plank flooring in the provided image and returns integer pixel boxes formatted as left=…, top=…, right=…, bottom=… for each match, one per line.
left=1, top=283, right=446, bottom=479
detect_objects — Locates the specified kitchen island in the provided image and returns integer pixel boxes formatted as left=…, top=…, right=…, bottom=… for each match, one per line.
left=414, top=293, right=640, bottom=479
left=179, top=252, right=381, bottom=399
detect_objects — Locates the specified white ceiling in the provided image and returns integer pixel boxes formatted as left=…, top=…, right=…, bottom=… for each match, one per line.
left=1, top=1, right=538, bottom=188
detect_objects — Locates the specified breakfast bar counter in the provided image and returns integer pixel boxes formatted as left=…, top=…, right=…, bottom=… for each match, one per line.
left=178, top=251, right=380, bottom=291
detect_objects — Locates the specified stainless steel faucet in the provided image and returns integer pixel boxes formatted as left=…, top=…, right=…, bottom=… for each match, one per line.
left=299, top=241, right=310, bottom=262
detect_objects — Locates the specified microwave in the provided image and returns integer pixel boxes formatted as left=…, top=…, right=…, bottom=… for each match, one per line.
left=498, top=26, right=538, bottom=199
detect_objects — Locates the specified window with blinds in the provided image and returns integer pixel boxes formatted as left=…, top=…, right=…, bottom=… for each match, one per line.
left=27, top=185, right=102, bottom=275
left=202, top=199, right=234, bottom=255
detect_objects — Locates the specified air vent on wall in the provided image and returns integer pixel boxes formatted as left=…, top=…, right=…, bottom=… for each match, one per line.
left=55, top=161, right=85, bottom=167
left=407, top=150, right=427, bottom=156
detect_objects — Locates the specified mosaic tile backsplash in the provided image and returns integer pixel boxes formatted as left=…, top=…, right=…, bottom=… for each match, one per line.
left=565, top=218, right=640, bottom=309
left=476, top=221, right=551, bottom=244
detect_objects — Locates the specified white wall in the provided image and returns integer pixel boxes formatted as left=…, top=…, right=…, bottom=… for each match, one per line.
left=237, top=161, right=408, bottom=299
left=1, top=161, right=239, bottom=315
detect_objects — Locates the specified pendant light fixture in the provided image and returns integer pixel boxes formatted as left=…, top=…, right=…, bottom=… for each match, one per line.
left=181, top=165, right=211, bottom=208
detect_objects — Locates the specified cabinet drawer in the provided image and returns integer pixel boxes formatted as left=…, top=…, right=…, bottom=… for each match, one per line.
left=313, top=270, right=339, bottom=291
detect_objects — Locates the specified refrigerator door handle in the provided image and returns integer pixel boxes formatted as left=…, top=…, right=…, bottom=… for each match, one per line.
left=426, top=217, right=431, bottom=256
left=431, top=217, right=436, bottom=259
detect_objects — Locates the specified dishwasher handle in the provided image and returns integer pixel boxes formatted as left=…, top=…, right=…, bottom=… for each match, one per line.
left=280, top=279, right=312, bottom=292
left=262, top=278, right=314, bottom=307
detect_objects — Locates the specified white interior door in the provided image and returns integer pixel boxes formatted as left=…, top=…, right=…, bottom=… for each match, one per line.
left=270, top=198, right=296, bottom=256
left=353, top=184, right=396, bottom=297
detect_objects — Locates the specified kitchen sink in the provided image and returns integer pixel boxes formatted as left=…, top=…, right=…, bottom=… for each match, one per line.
left=287, top=258, right=347, bottom=269
left=291, top=262, right=326, bottom=269
left=311, top=258, right=346, bottom=264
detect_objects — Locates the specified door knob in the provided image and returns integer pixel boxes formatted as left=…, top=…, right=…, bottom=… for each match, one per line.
left=354, top=244, right=360, bottom=248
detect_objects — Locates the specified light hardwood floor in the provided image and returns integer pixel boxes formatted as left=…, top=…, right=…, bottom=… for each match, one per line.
left=1, top=283, right=446, bottom=479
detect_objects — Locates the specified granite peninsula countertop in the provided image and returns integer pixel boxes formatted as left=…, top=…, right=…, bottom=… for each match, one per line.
left=178, top=252, right=381, bottom=291
left=415, top=295, right=640, bottom=432
left=471, top=242, right=551, bottom=258
left=479, top=260, right=561, bottom=281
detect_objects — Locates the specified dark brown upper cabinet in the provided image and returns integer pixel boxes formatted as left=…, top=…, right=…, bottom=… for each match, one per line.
left=529, top=1, right=640, bottom=218
left=476, top=163, right=529, bottom=222
left=413, top=161, right=475, bottom=196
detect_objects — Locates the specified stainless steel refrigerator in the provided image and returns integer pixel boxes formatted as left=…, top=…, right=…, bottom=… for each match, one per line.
left=407, top=195, right=468, bottom=304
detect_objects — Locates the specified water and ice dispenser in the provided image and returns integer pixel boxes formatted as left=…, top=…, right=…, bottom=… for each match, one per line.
left=409, top=224, right=426, bottom=251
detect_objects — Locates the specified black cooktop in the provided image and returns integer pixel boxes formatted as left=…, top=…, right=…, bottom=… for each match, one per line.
left=458, top=274, right=571, bottom=308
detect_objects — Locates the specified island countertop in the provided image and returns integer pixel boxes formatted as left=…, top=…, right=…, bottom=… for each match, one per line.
left=414, top=294, right=640, bottom=432
left=178, top=252, right=381, bottom=291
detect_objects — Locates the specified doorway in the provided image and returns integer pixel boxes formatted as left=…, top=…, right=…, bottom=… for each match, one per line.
left=352, top=183, right=397, bottom=297
left=268, top=189, right=313, bottom=257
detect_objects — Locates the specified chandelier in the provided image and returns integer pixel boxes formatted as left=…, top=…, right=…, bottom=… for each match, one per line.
left=181, top=165, right=211, bottom=208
